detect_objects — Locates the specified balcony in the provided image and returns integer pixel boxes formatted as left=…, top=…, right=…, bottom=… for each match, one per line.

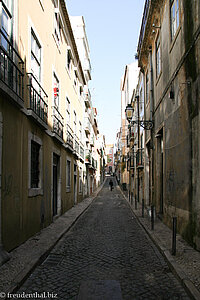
left=52, top=106, right=64, bottom=140
left=136, top=149, right=144, bottom=168
left=27, top=73, right=48, bottom=127
left=80, top=142, right=84, bottom=160
left=66, top=125, right=74, bottom=150
left=90, top=134, right=95, bottom=147
left=85, top=149, right=91, bottom=164
left=92, top=157, right=97, bottom=169
left=84, top=58, right=91, bottom=80
left=84, top=117, right=91, bottom=134
left=73, top=134, right=79, bottom=156
left=84, top=87, right=92, bottom=108
left=0, top=29, right=24, bottom=105
left=126, top=135, right=130, bottom=148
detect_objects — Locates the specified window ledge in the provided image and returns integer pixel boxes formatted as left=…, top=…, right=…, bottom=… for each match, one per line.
left=28, top=188, right=43, bottom=197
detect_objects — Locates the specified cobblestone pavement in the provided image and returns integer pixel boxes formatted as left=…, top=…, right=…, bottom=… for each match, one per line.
left=123, top=190, right=200, bottom=300
left=17, top=178, right=190, bottom=300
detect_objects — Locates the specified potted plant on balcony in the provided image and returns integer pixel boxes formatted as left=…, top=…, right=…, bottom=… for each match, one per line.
left=85, top=155, right=90, bottom=162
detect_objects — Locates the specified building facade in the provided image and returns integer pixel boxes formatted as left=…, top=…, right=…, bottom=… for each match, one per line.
left=127, top=0, right=200, bottom=250
left=0, top=0, right=104, bottom=262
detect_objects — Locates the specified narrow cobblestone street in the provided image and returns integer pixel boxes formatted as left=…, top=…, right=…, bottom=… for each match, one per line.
left=17, top=178, right=190, bottom=300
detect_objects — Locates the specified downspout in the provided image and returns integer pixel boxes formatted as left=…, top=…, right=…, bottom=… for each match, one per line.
left=0, top=113, right=10, bottom=266
left=149, top=47, right=155, bottom=205
left=137, top=95, right=140, bottom=204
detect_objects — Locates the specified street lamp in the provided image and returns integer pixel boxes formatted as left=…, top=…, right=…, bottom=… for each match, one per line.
left=125, top=99, right=154, bottom=130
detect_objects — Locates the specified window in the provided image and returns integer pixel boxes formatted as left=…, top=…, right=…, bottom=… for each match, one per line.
left=54, top=9, right=61, bottom=43
left=31, top=141, right=40, bottom=188
left=66, top=96, right=70, bottom=124
left=67, top=47, right=72, bottom=71
left=146, top=71, right=149, bottom=104
left=156, top=35, right=161, bottom=77
left=74, top=69, right=78, bottom=89
left=74, top=111, right=77, bottom=135
left=79, top=121, right=82, bottom=142
left=171, top=0, right=179, bottom=39
left=28, top=133, right=43, bottom=197
left=31, top=30, right=41, bottom=82
left=1, top=1, right=12, bottom=51
left=53, top=73, right=59, bottom=108
left=66, top=159, right=71, bottom=190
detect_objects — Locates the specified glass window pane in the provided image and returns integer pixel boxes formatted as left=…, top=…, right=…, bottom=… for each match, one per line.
left=176, top=0, right=179, bottom=29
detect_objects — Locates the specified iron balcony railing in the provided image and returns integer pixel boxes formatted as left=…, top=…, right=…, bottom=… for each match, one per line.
left=74, top=134, right=79, bottom=154
left=126, top=135, right=130, bottom=147
left=0, top=29, right=24, bottom=99
left=85, top=149, right=91, bottom=163
left=84, top=117, right=91, bottom=134
left=92, top=157, right=97, bottom=169
left=80, top=142, right=84, bottom=160
left=52, top=106, right=64, bottom=139
left=84, top=86, right=92, bottom=108
left=137, top=0, right=150, bottom=55
left=66, top=124, right=74, bottom=149
left=27, top=73, right=48, bottom=123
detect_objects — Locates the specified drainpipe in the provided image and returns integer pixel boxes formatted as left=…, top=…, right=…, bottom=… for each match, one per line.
left=137, top=95, right=140, bottom=204
left=0, top=113, right=10, bottom=266
left=149, top=47, right=155, bottom=206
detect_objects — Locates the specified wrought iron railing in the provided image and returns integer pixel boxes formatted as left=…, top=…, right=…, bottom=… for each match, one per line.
left=52, top=106, right=64, bottom=139
left=66, top=125, right=73, bottom=149
left=27, top=73, right=48, bottom=123
left=80, top=142, right=84, bottom=159
left=137, top=0, right=150, bottom=55
left=0, top=29, right=24, bottom=99
left=74, top=134, right=79, bottom=154
left=92, top=157, right=97, bottom=169
left=84, top=117, right=91, bottom=133
left=85, top=149, right=91, bottom=163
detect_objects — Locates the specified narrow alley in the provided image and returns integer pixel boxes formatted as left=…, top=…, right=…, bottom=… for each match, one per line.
left=16, top=178, right=189, bottom=300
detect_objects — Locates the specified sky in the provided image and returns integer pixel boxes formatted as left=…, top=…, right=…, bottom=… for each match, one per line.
left=66, top=0, right=145, bottom=145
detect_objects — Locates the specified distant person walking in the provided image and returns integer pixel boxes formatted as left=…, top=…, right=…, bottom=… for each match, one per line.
left=109, top=179, right=113, bottom=191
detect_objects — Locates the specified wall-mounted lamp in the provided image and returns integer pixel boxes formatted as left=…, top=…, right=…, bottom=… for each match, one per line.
left=125, top=102, right=154, bottom=130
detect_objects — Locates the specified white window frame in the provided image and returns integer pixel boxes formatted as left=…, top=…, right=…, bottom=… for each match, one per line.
left=74, top=110, right=77, bottom=135
left=170, top=0, right=180, bottom=40
left=66, top=96, right=70, bottom=125
left=156, top=35, right=161, bottom=77
left=145, top=70, right=149, bottom=105
left=1, top=1, right=12, bottom=51
left=31, top=29, right=41, bottom=83
left=79, top=121, right=82, bottom=142
left=28, top=132, right=43, bottom=197
left=53, top=72, right=59, bottom=108
left=66, top=46, right=72, bottom=72
left=73, top=68, right=78, bottom=91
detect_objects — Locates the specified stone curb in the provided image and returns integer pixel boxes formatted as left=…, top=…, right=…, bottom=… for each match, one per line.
left=1, top=180, right=106, bottom=296
left=118, top=186, right=200, bottom=300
